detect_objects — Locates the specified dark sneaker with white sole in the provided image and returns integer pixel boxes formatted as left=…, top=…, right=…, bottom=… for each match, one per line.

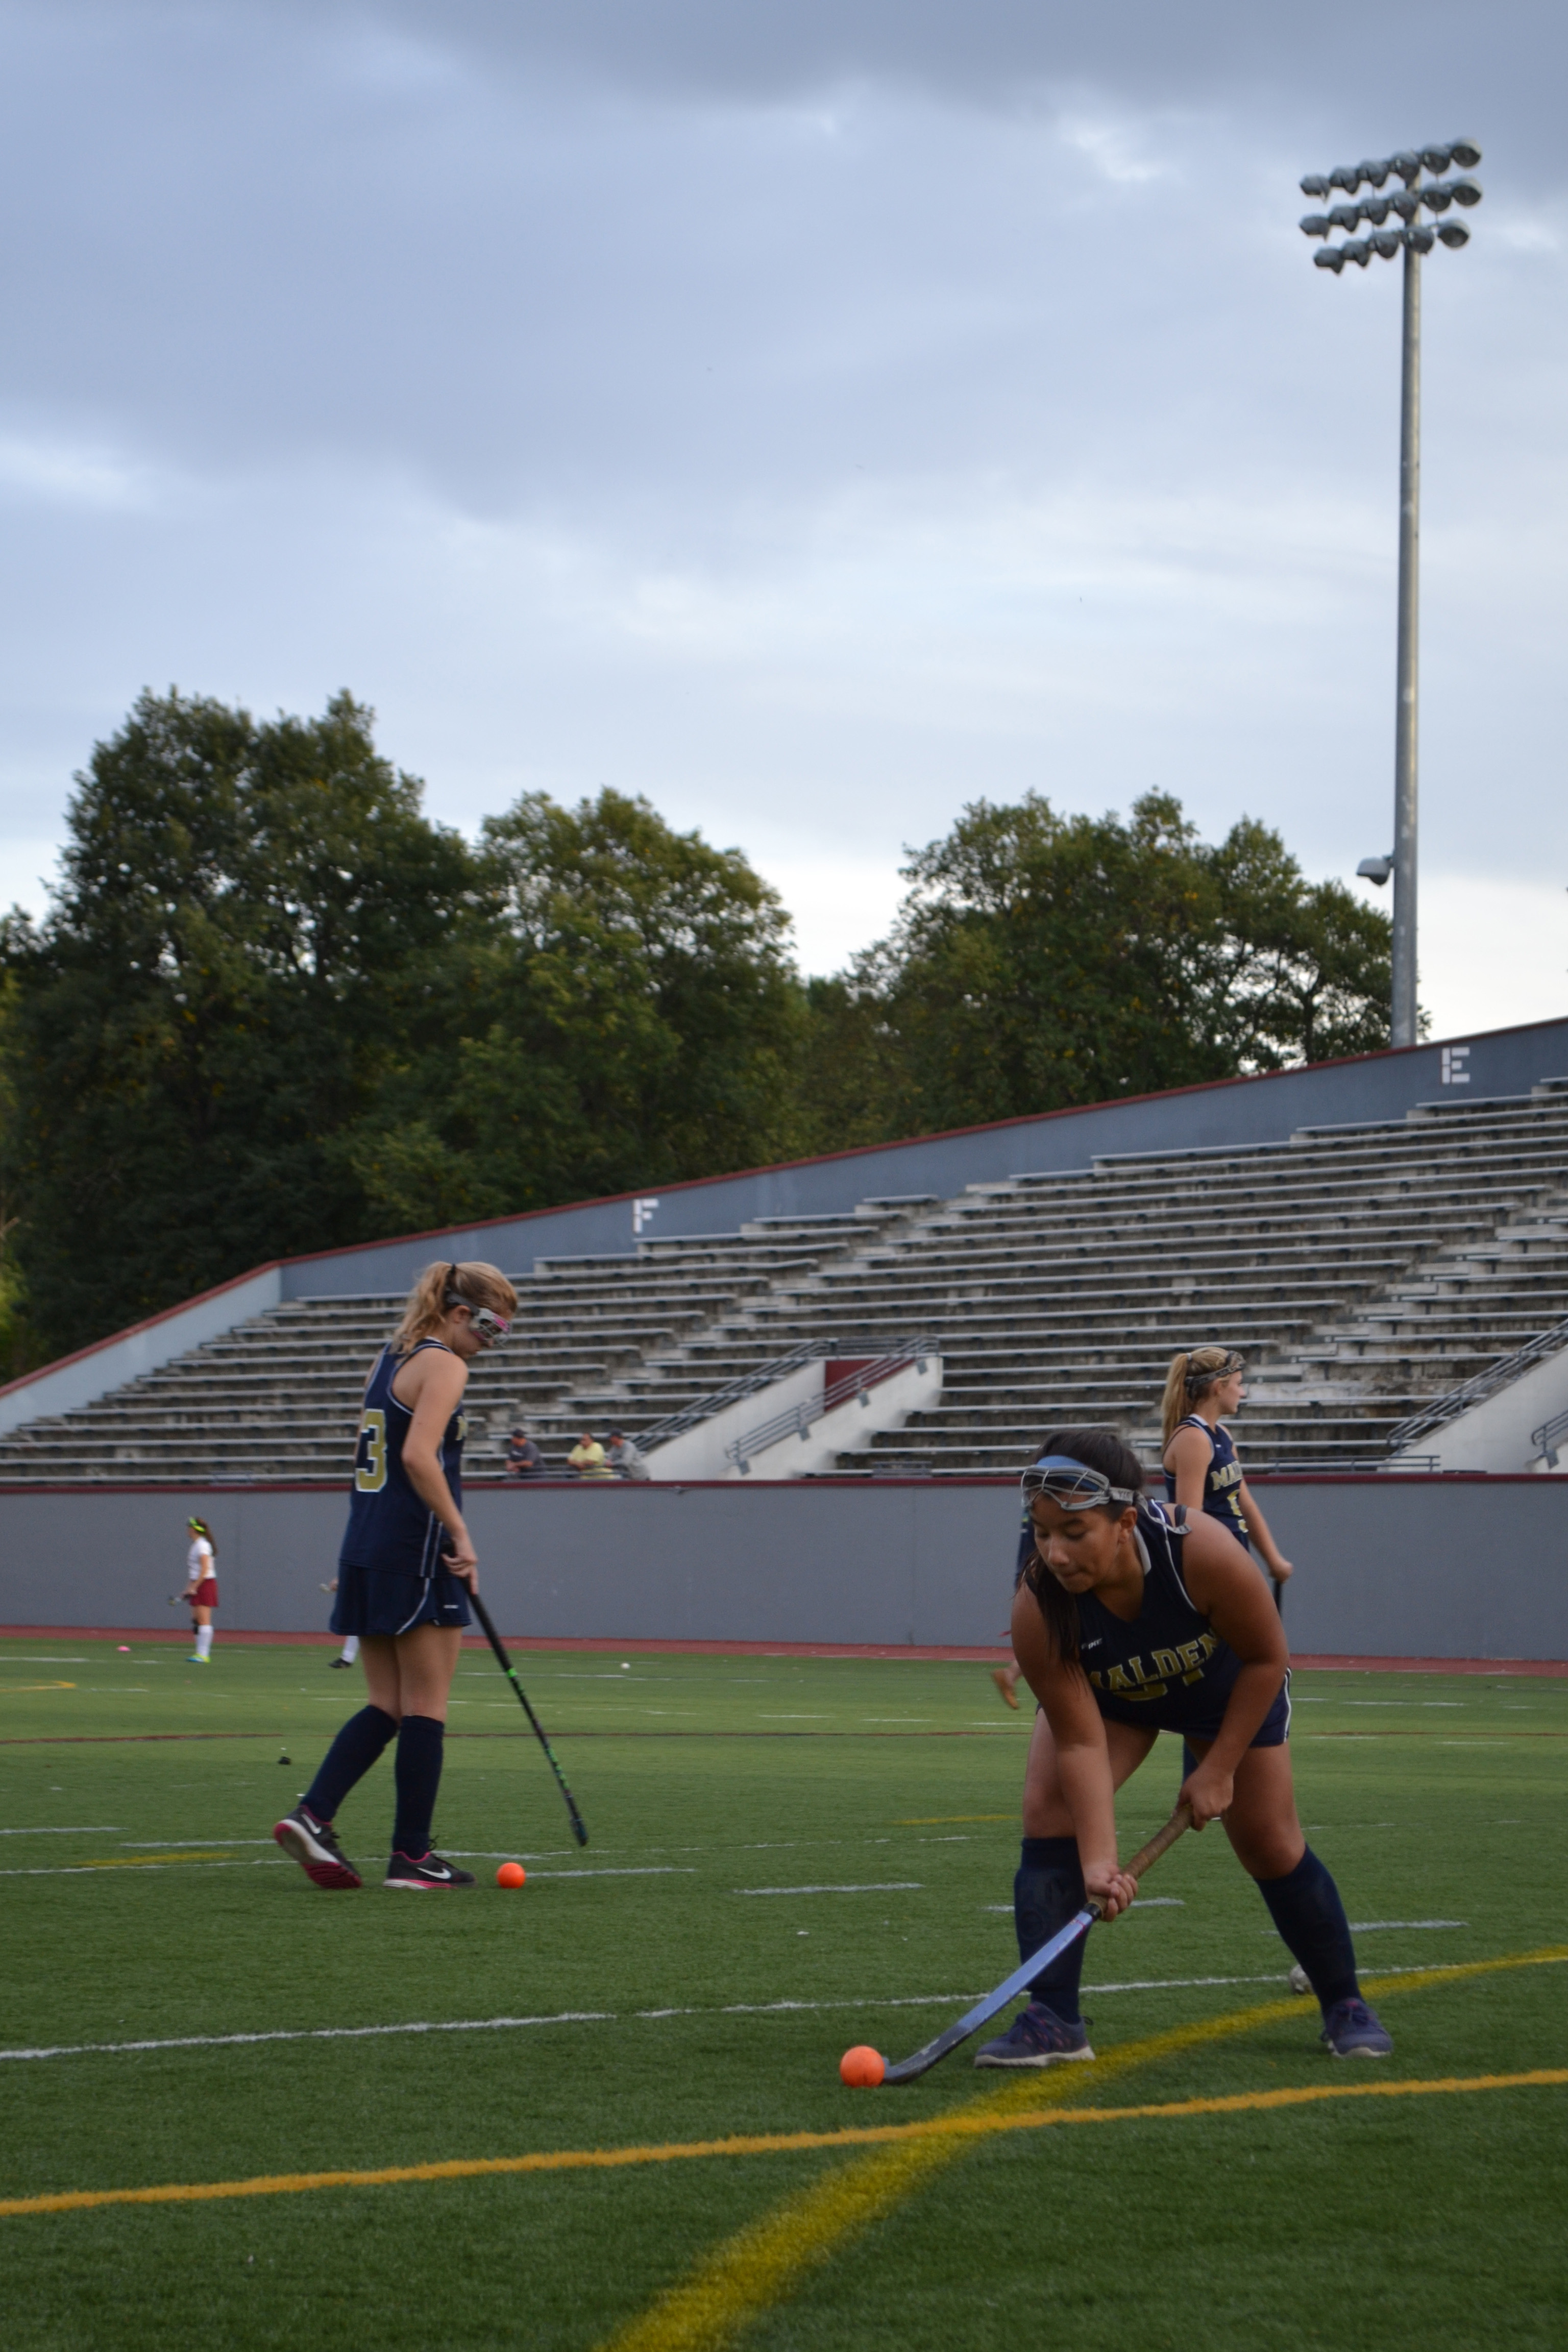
left=274, top=1804, right=361, bottom=1890
left=973, top=2000, right=1094, bottom=2068
left=384, top=1850, right=476, bottom=1891
left=1320, top=1996, right=1393, bottom=2057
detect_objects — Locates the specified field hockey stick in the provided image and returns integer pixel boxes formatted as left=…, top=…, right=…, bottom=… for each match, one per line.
left=879, top=1802, right=1193, bottom=2086
left=467, top=1589, right=589, bottom=1846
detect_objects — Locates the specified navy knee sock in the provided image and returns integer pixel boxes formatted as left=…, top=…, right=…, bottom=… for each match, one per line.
left=1015, top=1836, right=1088, bottom=2023
left=1255, top=1847, right=1359, bottom=2011
left=303, top=1705, right=397, bottom=1823
left=392, top=1715, right=446, bottom=1859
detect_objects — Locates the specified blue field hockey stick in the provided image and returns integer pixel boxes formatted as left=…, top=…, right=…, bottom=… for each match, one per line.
left=879, top=1803, right=1192, bottom=2085
left=468, top=1589, right=589, bottom=1846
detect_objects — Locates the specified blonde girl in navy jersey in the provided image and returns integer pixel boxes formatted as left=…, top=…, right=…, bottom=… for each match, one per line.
left=274, top=1260, right=518, bottom=1892
left=1162, top=1346, right=1293, bottom=1594
left=975, top=1428, right=1390, bottom=2067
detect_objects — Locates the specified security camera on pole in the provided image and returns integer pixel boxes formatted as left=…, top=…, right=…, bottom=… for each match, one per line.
left=1298, top=139, right=1483, bottom=1049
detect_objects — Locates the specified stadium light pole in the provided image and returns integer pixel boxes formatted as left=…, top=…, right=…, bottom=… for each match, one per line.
left=1299, top=139, right=1482, bottom=1048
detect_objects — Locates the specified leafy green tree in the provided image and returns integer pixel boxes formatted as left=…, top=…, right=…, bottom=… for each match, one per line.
left=2, top=690, right=482, bottom=1354
left=801, top=791, right=1393, bottom=1139
left=340, top=789, right=808, bottom=1227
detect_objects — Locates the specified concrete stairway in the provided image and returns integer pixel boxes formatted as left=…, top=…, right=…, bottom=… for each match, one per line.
left=3, top=1088, right=1567, bottom=1483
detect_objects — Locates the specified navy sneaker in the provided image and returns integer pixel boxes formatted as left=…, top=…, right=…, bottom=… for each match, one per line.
left=1320, top=1996, right=1393, bottom=2057
left=384, top=1850, right=476, bottom=1891
left=973, top=2000, right=1094, bottom=2069
left=274, top=1804, right=361, bottom=1891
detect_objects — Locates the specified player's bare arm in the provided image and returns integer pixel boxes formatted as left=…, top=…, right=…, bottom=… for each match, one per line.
left=1236, top=1477, right=1293, bottom=1580
left=1175, top=1510, right=1291, bottom=1822
left=391, top=1346, right=477, bottom=1585
left=1163, top=1422, right=1214, bottom=1516
left=1011, top=1585, right=1138, bottom=1918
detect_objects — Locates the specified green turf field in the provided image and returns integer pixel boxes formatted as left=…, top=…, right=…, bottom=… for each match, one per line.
left=1, top=1636, right=1564, bottom=2351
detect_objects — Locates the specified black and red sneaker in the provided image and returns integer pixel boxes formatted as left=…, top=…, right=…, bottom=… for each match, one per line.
left=274, top=1804, right=362, bottom=1890
left=384, top=1850, right=476, bottom=1891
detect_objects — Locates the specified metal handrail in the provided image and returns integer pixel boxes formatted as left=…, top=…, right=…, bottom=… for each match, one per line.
left=635, top=1341, right=821, bottom=1451
left=726, top=1338, right=938, bottom=1474
left=1531, top=1405, right=1568, bottom=1469
left=1382, top=1311, right=1568, bottom=1453
left=638, top=1334, right=936, bottom=1454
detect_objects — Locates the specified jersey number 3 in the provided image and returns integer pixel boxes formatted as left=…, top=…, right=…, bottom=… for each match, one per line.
left=356, top=1408, right=388, bottom=1493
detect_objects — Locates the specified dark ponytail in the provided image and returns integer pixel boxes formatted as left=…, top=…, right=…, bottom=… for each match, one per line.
left=1020, top=1429, right=1145, bottom=1670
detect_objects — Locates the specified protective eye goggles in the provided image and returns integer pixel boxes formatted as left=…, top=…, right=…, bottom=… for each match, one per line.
left=1020, top=1456, right=1138, bottom=1510
left=446, top=1296, right=511, bottom=1348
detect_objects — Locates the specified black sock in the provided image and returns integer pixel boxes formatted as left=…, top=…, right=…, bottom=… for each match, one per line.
left=1255, top=1847, right=1359, bottom=2011
left=1015, top=1836, right=1088, bottom=2023
left=303, top=1706, right=397, bottom=1823
left=392, top=1714, right=446, bottom=1858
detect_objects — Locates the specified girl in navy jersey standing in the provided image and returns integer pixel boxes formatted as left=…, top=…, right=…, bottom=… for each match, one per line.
left=975, top=1428, right=1389, bottom=2067
left=1162, top=1346, right=1293, bottom=1596
left=275, top=1259, right=518, bottom=1892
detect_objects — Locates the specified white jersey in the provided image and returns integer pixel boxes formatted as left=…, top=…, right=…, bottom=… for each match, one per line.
left=187, top=1538, right=214, bottom=1582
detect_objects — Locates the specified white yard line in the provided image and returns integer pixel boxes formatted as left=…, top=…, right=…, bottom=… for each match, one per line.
left=734, top=1882, right=923, bottom=1896
left=0, top=1826, right=123, bottom=1836
left=2, top=1960, right=1496, bottom=2067
left=1347, top=1919, right=1467, bottom=1931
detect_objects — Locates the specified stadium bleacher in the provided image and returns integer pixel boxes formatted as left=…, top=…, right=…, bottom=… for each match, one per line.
left=2, top=1084, right=1566, bottom=1483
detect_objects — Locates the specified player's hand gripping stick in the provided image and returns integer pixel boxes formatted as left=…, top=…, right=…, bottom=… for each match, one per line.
left=467, top=1589, right=589, bottom=1847
left=874, top=1802, right=1193, bottom=2086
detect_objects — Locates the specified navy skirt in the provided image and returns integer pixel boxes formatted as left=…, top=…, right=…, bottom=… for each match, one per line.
left=331, top=1561, right=472, bottom=1638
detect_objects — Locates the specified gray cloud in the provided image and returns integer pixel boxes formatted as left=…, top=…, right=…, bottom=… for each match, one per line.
left=0, top=1, right=1562, bottom=1030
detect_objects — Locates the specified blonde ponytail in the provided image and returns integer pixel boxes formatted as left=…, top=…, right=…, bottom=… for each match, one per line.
left=1161, top=1345, right=1242, bottom=1446
left=391, top=1260, right=519, bottom=1356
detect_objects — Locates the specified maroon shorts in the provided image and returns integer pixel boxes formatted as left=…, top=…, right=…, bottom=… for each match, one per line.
left=191, top=1579, right=218, bottom=1610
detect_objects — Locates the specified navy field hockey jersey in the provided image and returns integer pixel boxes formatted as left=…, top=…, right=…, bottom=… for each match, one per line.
left=1165, top=1415, right=1250, bottom=1549
left=340, top=1341, right=467, bottom=1577
left=1048, top=1501, right=1253, bottom=1737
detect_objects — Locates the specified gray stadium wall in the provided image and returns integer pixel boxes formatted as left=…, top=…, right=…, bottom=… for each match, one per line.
left=277, top=1013, right=1568, bottom=1294
left=7, top=1010, right=1568, bottom=1439
left=3, top=1475, right=1565, bottom=1661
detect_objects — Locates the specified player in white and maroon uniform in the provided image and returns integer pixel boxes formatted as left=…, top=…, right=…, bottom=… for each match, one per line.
left=181, top=1519, right=218, bottom=1663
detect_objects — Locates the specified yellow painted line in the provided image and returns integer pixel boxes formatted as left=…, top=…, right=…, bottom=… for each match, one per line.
left=894, top=1815, right=1012, bottom=1826
left=0, top=1683, right=76, bottom=1694
left=602, top=1944, right=1568, bottom=2352
left=79, top=1853, right=237, bottom=1871
left=3, top=2063, right=1563, bottom=2223
left=2, top=1948, right=1562, bottom=2233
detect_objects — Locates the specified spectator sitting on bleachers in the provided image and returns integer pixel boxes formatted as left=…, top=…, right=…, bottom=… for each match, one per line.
left=504, top=1426, right=544, bottom=1479
left=606, top=1429, right=651, bottom=1481
left=568, top=1431, right=614, bottom=1479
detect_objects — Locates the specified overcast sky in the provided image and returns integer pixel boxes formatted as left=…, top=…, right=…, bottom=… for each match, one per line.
left=0, top=1, right=1562, bottom=1036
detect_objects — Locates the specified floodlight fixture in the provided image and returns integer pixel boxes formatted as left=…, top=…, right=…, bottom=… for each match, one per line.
left=1298, top=138, right=1483, bottom=1050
